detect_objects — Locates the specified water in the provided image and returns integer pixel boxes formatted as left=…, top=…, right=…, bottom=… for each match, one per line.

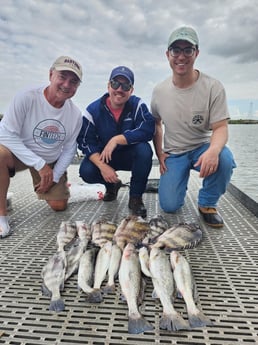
left=228, top=124, right=258, bottom=202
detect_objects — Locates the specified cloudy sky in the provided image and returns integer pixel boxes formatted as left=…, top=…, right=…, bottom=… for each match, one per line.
left=1, top=0, right=258, bottom=118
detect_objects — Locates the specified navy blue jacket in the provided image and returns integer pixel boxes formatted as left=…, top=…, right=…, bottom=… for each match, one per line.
left=77, top=93, right=155, bottom=158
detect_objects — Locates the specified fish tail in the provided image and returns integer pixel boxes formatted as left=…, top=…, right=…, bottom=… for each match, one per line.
left=160, top=313, right=191, bottom=331
left=188, top=310, right=214, bottom=328
left=49, top=298, right=65, bottom=312
left=85, top=289, right=103, bottom=303
left=41, top=283, right=51, bottom=297
left=128, top=315, right=153, bottom=334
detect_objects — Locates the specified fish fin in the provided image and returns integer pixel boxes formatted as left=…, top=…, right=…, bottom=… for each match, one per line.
left=192, top=280, right=199, bottom=302
left=102, top=284, right=116, bottom=294
left=188, top=310, right=214, bottom=328
left=151, top=289, right=159, bottom=299
left=137, top=277, right=146, bottom=305
left=128, top=315, right=153, bottom=334
left=120, top=293, right=127, bottom=302
left=160, top=313, right=191, bottom=331
left=41, top=284, right=52, bottom=297
left=85, top=289, right=103, bottom=303
left=49, top=299, right=65, bottom=312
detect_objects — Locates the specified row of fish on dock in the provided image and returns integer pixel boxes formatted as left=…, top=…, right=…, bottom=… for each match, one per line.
left=41, top=214, right=213, bottom=334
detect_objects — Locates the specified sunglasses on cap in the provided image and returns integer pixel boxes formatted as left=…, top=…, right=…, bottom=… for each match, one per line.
left=110, top=79, right=132, bottom=92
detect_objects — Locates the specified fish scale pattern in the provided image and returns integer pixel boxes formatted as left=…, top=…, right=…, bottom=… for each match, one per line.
left=0, top=164, right=258, bottom=344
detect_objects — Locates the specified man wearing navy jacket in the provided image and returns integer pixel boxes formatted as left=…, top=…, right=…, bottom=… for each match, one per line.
left=77, top=66, right=155, bottom=218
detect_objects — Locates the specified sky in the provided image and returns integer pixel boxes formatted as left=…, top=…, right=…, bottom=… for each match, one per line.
left=1, top=0, right=258, bottom=119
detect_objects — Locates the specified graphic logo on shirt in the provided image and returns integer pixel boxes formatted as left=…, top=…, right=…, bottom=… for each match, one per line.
left=192, top=114, right=204, bottom=125
left=33, top=119, right=66, bottom=148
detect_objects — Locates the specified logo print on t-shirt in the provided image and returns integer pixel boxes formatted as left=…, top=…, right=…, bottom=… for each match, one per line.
left=33, top=119, right=66, bottom=148
left=192, top=114, right=204, bottom=125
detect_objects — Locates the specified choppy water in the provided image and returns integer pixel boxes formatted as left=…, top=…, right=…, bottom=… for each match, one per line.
left=228, top=124, right=258, bottom=202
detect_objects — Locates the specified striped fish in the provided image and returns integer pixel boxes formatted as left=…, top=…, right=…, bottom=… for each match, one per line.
left=56, top=221, right=77, bottom=251
left=113, top=215, right=150, bottom=250
left=142, top=214, right=169, bottom=245
left=91, top=218, right=117, bottom=247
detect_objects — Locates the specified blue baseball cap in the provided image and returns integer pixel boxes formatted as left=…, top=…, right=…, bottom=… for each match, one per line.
left=109, top=66, right=134, bottom=85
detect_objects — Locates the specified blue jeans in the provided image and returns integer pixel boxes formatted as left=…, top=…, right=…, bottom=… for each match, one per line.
left=159, top=144, right=236, bottom=212
left=79, top=142, right=153, bottom=197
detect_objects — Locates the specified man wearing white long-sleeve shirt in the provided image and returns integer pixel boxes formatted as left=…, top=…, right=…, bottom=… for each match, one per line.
left=0, top=56, right=83, bottom=238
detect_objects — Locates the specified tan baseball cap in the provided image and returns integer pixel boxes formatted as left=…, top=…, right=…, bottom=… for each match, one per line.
left=51, top=56, right=83, bottom=81
left=168, top=26, right=199, bottom=48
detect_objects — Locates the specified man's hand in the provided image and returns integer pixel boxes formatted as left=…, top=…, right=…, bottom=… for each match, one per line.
left=158, top=152, right=169, bottom=175
left=99, top=164, right=120, bottom=183
left=100, top=138, right=118, bottom=163
left=194, top=148, right=219, bottom=178
left=34, top=164, right=54, bottom=193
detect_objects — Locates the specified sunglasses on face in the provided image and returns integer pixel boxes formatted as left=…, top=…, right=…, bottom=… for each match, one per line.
left=110, top=79, right=132, bottom=92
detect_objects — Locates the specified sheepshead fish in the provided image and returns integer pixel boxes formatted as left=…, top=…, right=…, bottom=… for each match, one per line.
left=170, top=251, right=214, bottom=328
left=119, top=243, right=153, bottom=334
left=41, top=250, right=67, bottom=312
left=103, top=243, right=122, bottom=293
left=76, top=221, right=92, bottom=249
left=91, top=218, right=117, bottom=247
left=151, top=223, right=202, bottom=250
left=114, top=215, right=150, bottom=250
left=149, top=247, right=190, bottom=331
left=56, top=221, right=77, bottom=251
left=86, top=240, right=113, bottom=303
left=78, top=247, right=98, bottom=294
left=142, top=214, right=169, bottom=245
left=65, top=237, right=85, bottom=281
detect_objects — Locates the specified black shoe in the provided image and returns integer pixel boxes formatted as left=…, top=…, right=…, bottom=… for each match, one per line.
left=128, top=197, right=147, bottom=218
left=103, top=180, right=122, bottom=201
left=199, top=207, right=224, bottom=228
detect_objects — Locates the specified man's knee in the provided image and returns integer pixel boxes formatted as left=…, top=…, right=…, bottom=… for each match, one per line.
left=47, top=199, right=68, bottom=211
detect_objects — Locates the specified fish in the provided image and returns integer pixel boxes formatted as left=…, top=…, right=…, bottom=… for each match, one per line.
left=91, top=218, right=117, bottom=247
left=86, top=240, right=113, bottom=303
left=103, top=243, right=122, bottom=293
left=78, top=247, right=98, bottom=294
left=41, top=250, right=67, bottom=312
left=149, top=247, right=190, bottom=331
left=118, top=243, right=153, bottom=334
left=170, top=251, right=214, bottom=328
left=138, top=246, right=152, bottom=278
left=76, top=221, right=92, bottom=249
left=64, top=237, right=85, bottom=281
left=56, top=221, right=77, bottom=251
left=113, top=215, right=150, bottom=251
left=151, top=223, right=203, bottom=250
left=142, top=214, right=169, bottom=245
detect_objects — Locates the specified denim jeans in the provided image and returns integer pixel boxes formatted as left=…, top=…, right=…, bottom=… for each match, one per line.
left=79, top=142, right=153, bottom=197
left=159, top=143, right=236, bottom=212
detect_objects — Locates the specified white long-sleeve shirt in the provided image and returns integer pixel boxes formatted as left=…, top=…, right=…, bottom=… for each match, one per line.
left=0, top=86, right=82, bottom=182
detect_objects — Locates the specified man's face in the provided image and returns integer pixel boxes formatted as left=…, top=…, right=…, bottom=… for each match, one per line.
left=49, top=69, right=80, bottom=102
left=166, top=40, right=199, bottom=76
left=108, top=76, right=133, bottom=108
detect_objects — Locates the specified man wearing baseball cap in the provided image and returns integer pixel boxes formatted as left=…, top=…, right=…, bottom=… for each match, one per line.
left=0, top=56, right=83, bottom=238
left=151, top=26, right=236, bottom=227
left=77, top=65, right=155, bottom=218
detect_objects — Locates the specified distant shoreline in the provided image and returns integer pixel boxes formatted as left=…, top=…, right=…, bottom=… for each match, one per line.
left=229, top=119, right=258, bottom=124
left=1, top=114, right=258, bottom=124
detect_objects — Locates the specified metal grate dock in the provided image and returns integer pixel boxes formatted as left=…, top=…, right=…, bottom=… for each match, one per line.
left=0, top=163, right=258, bottom=345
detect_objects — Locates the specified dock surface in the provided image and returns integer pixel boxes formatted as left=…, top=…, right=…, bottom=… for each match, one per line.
left=0, top=162, right=258, bottom=345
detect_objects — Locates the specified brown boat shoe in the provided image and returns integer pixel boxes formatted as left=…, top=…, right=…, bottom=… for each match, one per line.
left=198, top=207, right=224, bottom=228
